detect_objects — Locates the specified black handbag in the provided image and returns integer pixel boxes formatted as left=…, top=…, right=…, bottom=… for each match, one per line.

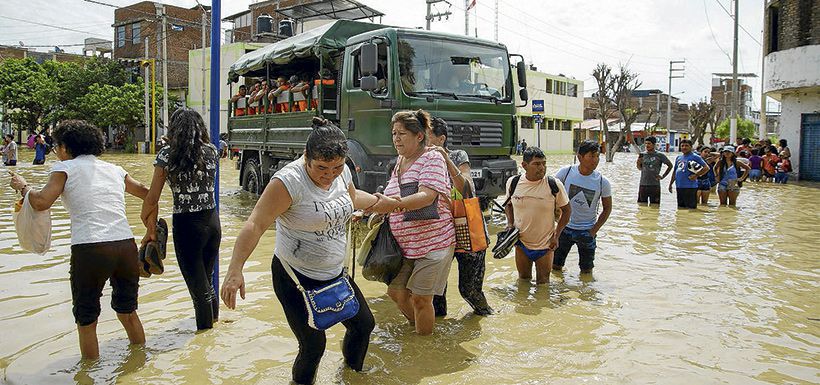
left=396, top=156, right=440, bottom=221
left=362, top=219, right=404, bottom=284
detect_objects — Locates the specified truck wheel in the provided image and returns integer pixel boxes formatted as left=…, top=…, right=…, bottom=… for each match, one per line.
left=242, top=158, right=262, bottom=195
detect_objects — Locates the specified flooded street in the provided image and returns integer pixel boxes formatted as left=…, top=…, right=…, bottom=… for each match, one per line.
left=1, top=150, right=818, bottom=385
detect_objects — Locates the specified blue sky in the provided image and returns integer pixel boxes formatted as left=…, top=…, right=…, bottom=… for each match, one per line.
left=0, top=0, right=769, bottom=109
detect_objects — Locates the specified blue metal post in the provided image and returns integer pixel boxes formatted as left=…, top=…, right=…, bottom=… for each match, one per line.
left=209, top=0, right=221, bottom=305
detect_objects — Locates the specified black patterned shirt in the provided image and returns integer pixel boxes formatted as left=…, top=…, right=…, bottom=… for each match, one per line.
left=154, top=144, right=218, bottom=214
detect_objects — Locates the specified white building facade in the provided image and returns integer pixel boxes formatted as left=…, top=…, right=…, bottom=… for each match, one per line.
left=515, top=69, right=584, bottom=153
left=763, top=0, right=820, bottom=181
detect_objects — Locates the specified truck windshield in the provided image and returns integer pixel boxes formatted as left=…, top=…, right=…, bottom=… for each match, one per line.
left=398, top=36, right=511, bottom=102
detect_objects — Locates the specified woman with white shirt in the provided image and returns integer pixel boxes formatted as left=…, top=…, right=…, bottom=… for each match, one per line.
left=220, top=117, right=380, bottom=385
left=10, top=120, right=149, bottom=360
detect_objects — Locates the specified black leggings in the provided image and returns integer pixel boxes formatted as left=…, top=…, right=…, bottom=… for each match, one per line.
left=433, top=250, right=493, bottom=316
left=172, top=209, right=221, bottom=330
left=271, top=256, right=375, bottom=385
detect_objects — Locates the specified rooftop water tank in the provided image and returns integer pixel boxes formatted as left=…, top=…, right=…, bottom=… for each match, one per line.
left=279, top=19, right=295, bottom=37
left=257, top=14, right=273, bottom=34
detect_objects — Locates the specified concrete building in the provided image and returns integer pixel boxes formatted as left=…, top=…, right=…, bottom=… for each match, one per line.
left=113, top=1, right=211, bottom=101
left=516, top=69, right=583, bottom=152
left=0, top=45, right=91, bottom=64
left=710, top=76, right=755, bottom=122
left=763, top=0, right=820, bottom=181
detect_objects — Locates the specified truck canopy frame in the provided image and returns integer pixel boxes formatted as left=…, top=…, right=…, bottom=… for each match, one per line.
left=228, top=19, right=387, bottom=83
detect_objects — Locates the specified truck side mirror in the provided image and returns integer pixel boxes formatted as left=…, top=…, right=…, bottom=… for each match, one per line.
left=519, top=88, right=528, bottom=102
left=361, top=75, right=378, bottom=91
left=359, top=43, right=378, bottom=76
left=516, top=61, right=527, bottom=88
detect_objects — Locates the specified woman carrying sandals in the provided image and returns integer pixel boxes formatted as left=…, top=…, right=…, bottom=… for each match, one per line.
left=221, top=117, right=379, bottom=385
left=428, top=117, right=493, bottom=316
left=141, top=108, right=221, bottom=331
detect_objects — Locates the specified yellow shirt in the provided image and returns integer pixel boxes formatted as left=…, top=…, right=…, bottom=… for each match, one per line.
left=506, top=176, right=569, bottom=250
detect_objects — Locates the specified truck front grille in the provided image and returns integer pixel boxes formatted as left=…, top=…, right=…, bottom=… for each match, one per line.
left=446, top=121, right=503, bottom=147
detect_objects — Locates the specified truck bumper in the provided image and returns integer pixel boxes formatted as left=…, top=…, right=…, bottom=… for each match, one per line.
left=471, top=157, right=518, bottom=198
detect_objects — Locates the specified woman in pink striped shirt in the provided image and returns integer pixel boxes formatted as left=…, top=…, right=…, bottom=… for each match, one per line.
left=370, top=110, right=456, bottom=335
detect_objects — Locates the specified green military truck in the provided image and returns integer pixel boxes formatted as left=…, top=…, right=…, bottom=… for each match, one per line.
left=227, top=20, right=528, bottom=208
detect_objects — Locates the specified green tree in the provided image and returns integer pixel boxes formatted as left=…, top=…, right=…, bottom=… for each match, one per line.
left=78, top=82, right=145, bottom=152
left=715, top=118, right=756, bottom=140
left=0, top=58, right=56, bottom=133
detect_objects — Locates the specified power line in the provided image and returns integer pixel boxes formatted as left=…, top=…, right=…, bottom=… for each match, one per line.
left=0, top=15, right=110, bottom=38
left=496, top=0, right=670, bottom=62
left=712, top=0, right=762, bottom=46
left=703, top=0, right=733, bottom=66
left=477, top=1, right=667, bottom=68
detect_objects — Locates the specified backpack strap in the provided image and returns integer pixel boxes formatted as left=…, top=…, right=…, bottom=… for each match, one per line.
left=547, top=175, right=559, bottom=197
left=501, top=174, right=522, bottom=207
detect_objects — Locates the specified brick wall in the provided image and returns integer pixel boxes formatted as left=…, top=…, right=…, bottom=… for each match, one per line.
left=0, top=46, right=26, bottom=60
left=114, top=1, right=210, bottom=89
left=765, top=0, right=820, bottom=55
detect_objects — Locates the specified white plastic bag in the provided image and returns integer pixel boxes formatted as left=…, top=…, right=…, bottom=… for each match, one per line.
left=13, top=190, right=52, bottom=254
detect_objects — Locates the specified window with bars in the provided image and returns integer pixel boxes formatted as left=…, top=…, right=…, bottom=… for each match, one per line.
left=117, top=26, right=125, bottom=47
left=131, top=23, right=141, bottom=44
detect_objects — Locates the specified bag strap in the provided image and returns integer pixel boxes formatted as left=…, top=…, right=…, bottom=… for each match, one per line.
left=279, top=256, right=350, bottom=293
left=547, top=175, right=559, bottom=197
left=501, top=174, right=522, bottom=207
left=278, top=257, right=306, bottom=292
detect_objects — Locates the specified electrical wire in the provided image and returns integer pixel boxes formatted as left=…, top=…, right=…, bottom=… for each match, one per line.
left=0, top=15, right=110, bottom=38
left=712, top=0, right=763, bottom=46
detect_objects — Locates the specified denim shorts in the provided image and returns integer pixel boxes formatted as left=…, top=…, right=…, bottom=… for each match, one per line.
left=749, top=169, right=762, bottom=179
left=553, top=228, right=596, bottom=270
left=697, top=179, right=712, bottom=191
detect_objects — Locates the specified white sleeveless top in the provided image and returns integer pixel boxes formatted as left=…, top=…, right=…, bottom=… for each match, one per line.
left=51, top=155, right=134, bottom=245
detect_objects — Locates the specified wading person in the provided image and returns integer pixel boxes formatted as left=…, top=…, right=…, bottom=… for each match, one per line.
left=3, top=134, right=18, bottom=166
left=33, top=135, right=47, bottom=165
left=504, top=146, right=571, bottom=284
left=221, top=118, right=377, bottom=385
left=553, top=140, right=611, bottom=274
left=369, top=110, right=455, bottom=335
left=428, top=117, right=493, bottom=316
left=141, top=108, right=221, bottom=331
left=9, top=120, right=149, bottom=359
left=668, top=139, right=709, bottom=209
left=636, top=136, right=672, bottom=205
left=696, top=146, right=717, bottom=205
left=714, top=146, right=750, bottom=206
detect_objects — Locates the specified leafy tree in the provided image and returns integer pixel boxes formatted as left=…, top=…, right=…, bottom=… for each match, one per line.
left=0, top=58, right=55, bottom=133
left=715, top=118, right=756, bottom=141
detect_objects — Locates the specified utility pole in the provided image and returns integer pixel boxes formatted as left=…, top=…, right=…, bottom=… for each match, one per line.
left=667, top=60, right=685, bottom=132
left=143, top=37, right=150, bottom=153
left=201, top=12, right=208, bottom=119
left=425, top=0, right=451, bottom=31
left=760, top=34, right=767, bottom=140
left=464, top=0, right=469, bottom=36
left=209, top=0, right=222, bottom=315
left=494, top=0, right=498, bottom=42
left=730, top=0, right=739, bottom=144
left=162, top=10, right=169, bottom=140
left=154, top=3, right=162, bottom=145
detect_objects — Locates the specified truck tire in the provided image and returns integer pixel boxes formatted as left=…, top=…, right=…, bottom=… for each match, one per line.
left=242, top=158, right=262, bottom=195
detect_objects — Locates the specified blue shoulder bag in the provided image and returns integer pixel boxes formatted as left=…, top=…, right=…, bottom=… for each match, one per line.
left=279, top=258, right=360, bottom=331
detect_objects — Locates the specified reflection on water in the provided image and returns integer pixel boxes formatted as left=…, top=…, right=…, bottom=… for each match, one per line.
left=1, top=150, right=819, bottom=384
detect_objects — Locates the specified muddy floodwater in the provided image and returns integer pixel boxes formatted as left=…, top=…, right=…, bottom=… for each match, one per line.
left=1, top=150, right=818, bottom=385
